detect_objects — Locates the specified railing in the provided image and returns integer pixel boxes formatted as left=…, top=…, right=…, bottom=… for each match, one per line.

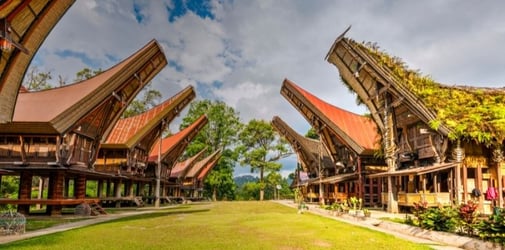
left=381, top=192, right=451, bottom=207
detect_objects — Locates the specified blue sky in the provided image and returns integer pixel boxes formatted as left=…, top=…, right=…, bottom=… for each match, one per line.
left=33, top=0, right=505, bottom=177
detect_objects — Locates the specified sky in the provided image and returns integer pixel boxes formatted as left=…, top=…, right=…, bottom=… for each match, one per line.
left=32, top=0, right=505, bottom=177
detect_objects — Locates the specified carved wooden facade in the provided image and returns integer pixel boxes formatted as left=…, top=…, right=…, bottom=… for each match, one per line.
left=181, top=150, right=221, bottom=198
left=326, top=28, right=505, bottom=213
left=0, top=0, right=75, bottom=123
left=96, top=86, right=195, bottom=178
left=280, top=79, right=385, bottom=206
left=0, top=40, right=167, bottom=215
left=147, top=115, right=208, bottom=198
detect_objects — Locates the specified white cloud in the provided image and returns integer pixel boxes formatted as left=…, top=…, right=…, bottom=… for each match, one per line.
left=32, top=0, right=505, bottom=177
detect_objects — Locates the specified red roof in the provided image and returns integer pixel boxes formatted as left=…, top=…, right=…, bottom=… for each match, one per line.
left=148, top=115, right=207, bottom=162
left=197, top=156, right=220, bottom=180
left=187, top=150, right=221, bottom=178
left=170, top=148, right=206, bottom=178
left=14, top=50, right=135, bottom=122
left=284, top=79, right=379, bottom=152
left=105, top=86, right=194, bottom=146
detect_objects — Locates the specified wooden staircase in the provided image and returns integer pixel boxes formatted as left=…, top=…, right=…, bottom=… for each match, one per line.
left=89, top=202, right=107, bottom=216
left=133, top=196, right=144, bottom=207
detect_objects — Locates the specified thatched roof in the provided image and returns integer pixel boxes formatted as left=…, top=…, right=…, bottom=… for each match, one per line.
left=0, top=0, right=75, bottom=123
left=327, top=30, right=505, bottom=145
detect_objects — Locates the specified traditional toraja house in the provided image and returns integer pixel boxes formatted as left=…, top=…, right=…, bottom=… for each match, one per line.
left=271, top=116, right=335, bottom=203
left=0, top=39, right=167, bottom=215
left=168, top=148, right=206, bottom=198
left=280, top=79, right=385, bottom=206
left=182, top=149, right=222, bottom=199
left=0, top=0, right=75, bottom=123
left=147, top=115, right=208, bottom=201
left=95, top=86, right=196, bottom=206
left=326, top=27, right=505, bottom=214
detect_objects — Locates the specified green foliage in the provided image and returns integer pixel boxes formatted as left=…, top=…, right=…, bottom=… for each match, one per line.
left=418, top=207, right=458, bottom=232
left=354, top=39, right=505, bottom=145
left=180, top=100, right=242, bottom=201
left=478, top=208, right=505, bottom=245
left=23, top=66, right=53, bottom=90
left=305, top=127, right=319, bottom=139
left=122, top=86, right=162, bottom=118
left=237, top=119, right=291, bottom=200
left=74, top=67, right=103, bottom=82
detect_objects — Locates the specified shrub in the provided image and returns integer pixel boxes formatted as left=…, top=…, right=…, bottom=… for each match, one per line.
left=478, top=208, right=505, bottom=245
left=457, top=200, right=479, bottom=236
left=419, top=207, right=458, bottom=232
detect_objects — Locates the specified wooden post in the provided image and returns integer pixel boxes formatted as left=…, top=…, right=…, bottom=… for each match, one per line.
left=477, top=164, right=483, bottom=212
left=47, top=171, right=65, bottom=216
left=462, top=166, right=468, bottom=203
left=498, top=165, right=503, bottom=208
left=97, top=180, right=104, bottom=198
left=75, top=175, right=86, bottom=199
left=18, top=171, right=33, bottom=215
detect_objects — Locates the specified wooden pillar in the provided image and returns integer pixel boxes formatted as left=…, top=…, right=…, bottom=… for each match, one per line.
left=17, top=171, right=33, bottom=215
left=477, top=164, right=483, bottom=212
left=64, top=178, right=70, bottom=198
left=75, top=175, right=86, bottom=199
left=47, top=171, right=65, bottom=216
left=498, top=165, right=503, bottom=208
left=114, top=179, right=122, bottom=208
left=128, top=180, right=134, bottom=197
left=462, top=166, right=468, bottom=203
left=434, top=174, right=438, bottom=192
left=106, top=180, right=111, bottom=197
left=97, top=180, right=104, bottom=198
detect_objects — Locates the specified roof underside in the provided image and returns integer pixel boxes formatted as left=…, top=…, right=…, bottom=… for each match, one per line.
left=272, top=116, right=333, bottom=173
left=0, top=0, right=75, bottom=123
left=149, top=115, right=208, bottom=166
left=1, top=39, right=167, bottom=136
left=281, top=79, right=380, bottom=155
left=326, top=31, right=505, bottom=145
left=103, top=85, right=196, bottom=149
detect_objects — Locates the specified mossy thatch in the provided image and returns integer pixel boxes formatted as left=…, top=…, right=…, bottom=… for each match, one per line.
left=347, top=38, right=505, bottom=146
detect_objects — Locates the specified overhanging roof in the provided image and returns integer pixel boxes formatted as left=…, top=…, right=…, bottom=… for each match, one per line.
left=271, top=116, right=333, bottom=173
left=368, top=162, right=457, bottom=178
left=148, top=115, right=208, bottom=166
left=170, top=148, right=206, bottom=178
left=103, top=86, right=196, bottom=149
left=314, top=172, right=358, bottom=184
left=1, top=39, right=167, bottom=135
left=281, top=78, right=380, bottom=155
left=0, top=0, right=75, bottom=123
left=197, top=151, right=222, bottom=180
left=185, top=149, right=221, bottom=179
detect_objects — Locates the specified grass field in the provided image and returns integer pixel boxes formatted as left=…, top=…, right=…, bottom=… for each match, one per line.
left=3, top=201, right=432, bottom=250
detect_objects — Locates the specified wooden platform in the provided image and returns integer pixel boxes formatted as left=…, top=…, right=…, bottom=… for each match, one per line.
left=0, top=198, right=100, bottom=205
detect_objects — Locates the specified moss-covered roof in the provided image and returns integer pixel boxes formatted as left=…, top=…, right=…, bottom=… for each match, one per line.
left=348, top=38, right=505, bottom=145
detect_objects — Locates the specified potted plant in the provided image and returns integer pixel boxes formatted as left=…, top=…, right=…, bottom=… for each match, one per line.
left=363, top=208, right=371, bottom=218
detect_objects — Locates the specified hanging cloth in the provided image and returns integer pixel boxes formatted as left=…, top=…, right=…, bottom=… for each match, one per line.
left=486, top=187, right=497, bottom=200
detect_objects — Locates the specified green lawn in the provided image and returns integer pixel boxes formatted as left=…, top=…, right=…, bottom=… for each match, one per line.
left=3, top=201, right=432, bottom=250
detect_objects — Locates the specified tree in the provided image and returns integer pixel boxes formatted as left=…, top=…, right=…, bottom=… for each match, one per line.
left=305, top=127, right=319, bottom=139
left=23, top=66, right=53, bottom=90
left=122, top=86, right=162, bottom=118
left=74, top=67, right=103, bottom=81
left=179, top=100, right=242, bottom=201
left=237, top=119, right=291, bottom=201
